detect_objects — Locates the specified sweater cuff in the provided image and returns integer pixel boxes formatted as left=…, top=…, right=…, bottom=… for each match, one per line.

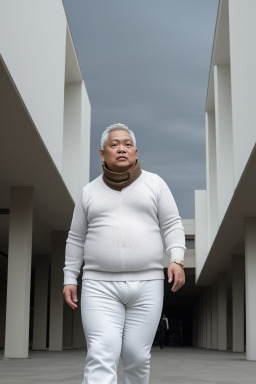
left=63, top=277, right=78, bottom=286
left=63, top=269, right=79, bottom=286
left=169, top=248, right=185, bottom=264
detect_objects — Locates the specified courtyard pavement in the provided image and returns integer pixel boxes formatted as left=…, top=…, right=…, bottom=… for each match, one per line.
left=1, top=346, right=256, bottom=384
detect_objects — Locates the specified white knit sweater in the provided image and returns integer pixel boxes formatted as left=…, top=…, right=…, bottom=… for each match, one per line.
left=63, top=170, right=186, bottom=284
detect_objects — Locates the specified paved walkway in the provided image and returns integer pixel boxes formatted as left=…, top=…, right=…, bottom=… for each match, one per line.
left=1, top=347, right=256, bottom=384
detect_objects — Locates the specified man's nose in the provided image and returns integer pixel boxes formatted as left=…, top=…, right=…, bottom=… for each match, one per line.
left=117, top=145, right=126, bottom=153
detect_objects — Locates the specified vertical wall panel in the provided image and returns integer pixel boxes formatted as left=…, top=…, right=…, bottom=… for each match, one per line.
left=229, top=0, right=256, bottom=187
left=206, top=112, right=218, bottom=249
left=214, top=64, right=234, bottom=225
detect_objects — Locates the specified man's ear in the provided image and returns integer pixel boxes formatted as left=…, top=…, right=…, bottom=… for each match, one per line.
left=135, top=148, right=138, bottom=158
left=99, top=149, right=104, bottom=162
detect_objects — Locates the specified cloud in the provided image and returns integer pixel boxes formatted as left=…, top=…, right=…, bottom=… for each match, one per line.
left=63, top=0, right=219, bottom=218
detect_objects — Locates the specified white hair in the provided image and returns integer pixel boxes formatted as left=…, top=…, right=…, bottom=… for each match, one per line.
left=100, top=123, right=136, bottom=149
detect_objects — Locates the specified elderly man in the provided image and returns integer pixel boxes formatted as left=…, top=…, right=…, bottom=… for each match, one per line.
left=63, top=123, right=186, bottom=384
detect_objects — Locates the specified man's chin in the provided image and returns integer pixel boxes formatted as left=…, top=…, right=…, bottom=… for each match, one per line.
left=105, top=159, right=137, bottom=173
left=112, top=163, right=132, bottom=173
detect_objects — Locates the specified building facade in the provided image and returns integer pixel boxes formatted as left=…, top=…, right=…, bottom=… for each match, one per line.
left=195, top=0, right=256, bottom=360
left=0, top=0, right=91, bottom=358
left=2, top=0, right=244, bottom=361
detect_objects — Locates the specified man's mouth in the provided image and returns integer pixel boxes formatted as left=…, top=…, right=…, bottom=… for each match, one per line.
left=117, top=156, right=127, bottom=160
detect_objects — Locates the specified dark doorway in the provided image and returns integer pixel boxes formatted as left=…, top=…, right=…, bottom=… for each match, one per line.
left=159, top=268, right=203, bottom=347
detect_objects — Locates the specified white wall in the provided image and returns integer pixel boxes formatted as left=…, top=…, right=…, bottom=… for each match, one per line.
left=0, top=0, right=91, bottom=198
left=79, top=82, right=91, bottom=191
left=0, top=0, right=67, bottom=172
left=62, top=81, right=91, bottom=201
left=206, top=112, right=218, bottom=248
left=229, top=0, right=256, bottom=188
left=62, top=24, right=91, bottom=201
left=214, top=64, right=234, bottom=225
left=62, top=82, right=82, bottom=200
left=195, top=190, right=207, bottom=280
left=196, top=0, right=256, bottom=285
left=182, top=219, right=195, bottom=236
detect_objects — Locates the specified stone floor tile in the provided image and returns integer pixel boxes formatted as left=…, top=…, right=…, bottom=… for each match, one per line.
left=1, top=347, right=256, bottom=384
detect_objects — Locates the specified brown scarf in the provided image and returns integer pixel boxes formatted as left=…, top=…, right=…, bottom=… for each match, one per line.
left=102, top=159, right=142, bottom=191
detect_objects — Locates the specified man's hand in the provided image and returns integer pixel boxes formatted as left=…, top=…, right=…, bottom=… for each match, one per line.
left=63, top=284, right=78, bottom=310
left=167, top=263, right=185, bottom=292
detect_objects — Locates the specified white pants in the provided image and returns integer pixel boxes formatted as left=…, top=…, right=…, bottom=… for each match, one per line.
left=81, top=279, right=164, bottom=384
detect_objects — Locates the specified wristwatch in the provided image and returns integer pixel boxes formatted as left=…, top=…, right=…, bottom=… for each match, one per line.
left=172, top=258, right=185, bottom=268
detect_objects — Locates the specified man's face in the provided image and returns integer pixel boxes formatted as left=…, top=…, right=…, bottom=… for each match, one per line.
left=99, top=130, right=138, bottom=172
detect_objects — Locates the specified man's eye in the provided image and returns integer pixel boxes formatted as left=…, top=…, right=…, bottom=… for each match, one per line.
left=126, top=143, right=132, bottom=147
left=111, top=144, right=117, bottom=147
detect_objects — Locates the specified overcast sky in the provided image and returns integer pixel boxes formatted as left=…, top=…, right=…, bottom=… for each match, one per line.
left=63, top=0, right=219, bottom=218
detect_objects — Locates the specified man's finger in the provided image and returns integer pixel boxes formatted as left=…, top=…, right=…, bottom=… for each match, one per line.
left=63, top=285, right=78, bottom=310
left=64, top=292, right=76, bottom=308
left=171, top=279, right=182, bottom=292
left=71, top=288, right=78, bottom=303
left=171, top=273, right=185, bottom=292
left=168, top=269, right=173, bottom=283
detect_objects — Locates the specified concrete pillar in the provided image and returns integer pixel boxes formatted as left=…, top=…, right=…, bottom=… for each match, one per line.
left=232, top=254, right=245, bottom=352
left=192, top=303, right=198, bottom=347
left=32, top=255, right=49, bottom=350
left=73, top=305, right=85, bottom=348
left=196, top=298, right=201, bottom=348
left=202, top=292, right=207, bottom=349
left=63, top=278, right=86, bottom=349
left=229, top=1, right=256, bottom=187
left=245, top=218, right=256, bottom=360
left=63, top=302, right=73, bottom=348
left=5, top=187, right=34, bottom=358
left=211, top=282, right=218, bottom=349
left=63, top=82, right=82, bottom=200
left=72, top=280, right=86, bottom=348
left=198, top=296, right=204, bottom=348
left=227, top=288, right=233, bottom=350
left=49, top=231, right=67, bottom=351
left=206, top=287, right=212, bottom=349
left=0, top=255, right=8, bottom=349
left=206, top=111, right=218, bottom=245
left=214, top=64, right=234, bottom=224
left=218, top=272, right=227, bottom=351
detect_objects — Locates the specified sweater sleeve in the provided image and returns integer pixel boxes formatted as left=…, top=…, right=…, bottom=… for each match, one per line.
left=63, top=188, right=88, bottom=285
left=156, top=175, right=186, bottom=264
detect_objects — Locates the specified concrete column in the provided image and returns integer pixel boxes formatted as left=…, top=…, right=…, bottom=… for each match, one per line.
left=73, top=305, right=85, bottom=349
left=229, top=1, right=256, bottom=187
left=198, top=296, right=204, bottom=348
left=232, top=254, right=245, bottom=352
left=63, top=302, right=73, bottom=348
left=63, top=278, right=86, bottom=349
left=218, top=272, right=227, bottom=351
left=32, top=255, right=49, bottom=350
left=227, top=288, right=233, bottom=350
left=63, top=82, right=82, bottom=200
left=5, top=187, right=34, bottom=358
left=211, top=283, right=218, bottom=349
left=49, top=231, right=67, bottom=351
left=214, top=64, right=234, bottom=224
left=206, top=111, right=218, bottom=245
left=72, top=280, right=86, bottom=348
left=202, top=292, right=207, bottom=349
left=192, top=303, right=198, bottom=347
left=245, top=218, right=256, bottom=360
left=206, top=288, right=212, bottom=349
left=0, top=255, right=8, bottom=349
left=196, top=298, right=201, bottom=348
